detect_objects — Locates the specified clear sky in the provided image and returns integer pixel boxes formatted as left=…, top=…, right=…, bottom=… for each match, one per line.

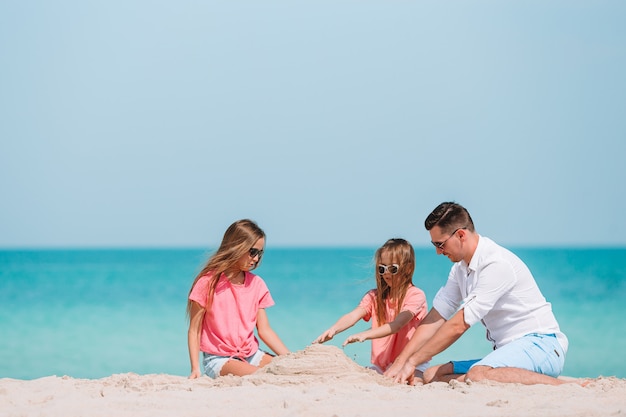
left=1, top=1, right=625, bottom=249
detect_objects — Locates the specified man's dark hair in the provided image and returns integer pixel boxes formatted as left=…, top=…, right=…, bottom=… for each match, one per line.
left=424, top=202, right=475, bottom=233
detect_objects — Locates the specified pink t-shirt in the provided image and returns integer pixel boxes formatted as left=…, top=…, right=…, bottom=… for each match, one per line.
left=189, top=271, right=274, bottom=358
left=359, top=285, right=428, bottom=371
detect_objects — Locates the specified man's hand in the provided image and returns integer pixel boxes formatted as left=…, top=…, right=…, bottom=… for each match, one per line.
left=385, top=358, right=417, bottom=385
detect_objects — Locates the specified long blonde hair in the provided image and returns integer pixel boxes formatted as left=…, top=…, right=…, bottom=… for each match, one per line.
left=373, top=238, right=415, bottom=326
left=186, top=219, right=265, bottom=318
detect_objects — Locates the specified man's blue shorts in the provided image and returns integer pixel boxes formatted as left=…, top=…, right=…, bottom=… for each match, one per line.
left=451, top=333, right=566, bottom=377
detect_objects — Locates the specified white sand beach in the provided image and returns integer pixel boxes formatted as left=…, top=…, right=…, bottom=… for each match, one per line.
left=1, top=344, right=624, bottom=417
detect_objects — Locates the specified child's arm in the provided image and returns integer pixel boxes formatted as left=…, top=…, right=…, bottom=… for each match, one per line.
left=343, top=310, right=414, bottom=346
left=313, top=307, right=367, bottom=344
left=256, top=308, right=290, bottom=356
left=187, top=301, right=205, bottom=379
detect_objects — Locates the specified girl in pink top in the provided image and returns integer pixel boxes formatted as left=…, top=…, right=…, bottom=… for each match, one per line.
left=186, top=219, right=289, bottom=379
left=314, top=238, right=429, bottom=378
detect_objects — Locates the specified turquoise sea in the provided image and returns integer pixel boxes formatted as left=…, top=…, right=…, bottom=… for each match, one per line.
left=1, top=247, right=625, bottom=380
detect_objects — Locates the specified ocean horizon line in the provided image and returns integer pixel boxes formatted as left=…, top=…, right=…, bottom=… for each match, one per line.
left=1, top=244, right=625, bottom=251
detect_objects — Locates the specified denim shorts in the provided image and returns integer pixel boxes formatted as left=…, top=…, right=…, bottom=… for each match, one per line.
left=202, top=349, right=266, bottom=379
left=452, top=333, right=566, bottom=377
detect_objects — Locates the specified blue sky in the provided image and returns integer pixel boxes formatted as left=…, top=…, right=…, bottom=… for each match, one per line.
left=1, top=1, right=625, bottom=248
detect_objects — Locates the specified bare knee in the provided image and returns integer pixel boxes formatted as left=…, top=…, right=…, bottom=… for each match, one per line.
left=466, top=365, right=491, bottom=382
left=259, top=353, right=274, bottom=367
left=220, top=359, right=259, bottom=377
left=424, top=361, right=454, bottom=383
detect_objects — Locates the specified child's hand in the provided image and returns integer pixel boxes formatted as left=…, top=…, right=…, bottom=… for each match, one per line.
left=313, top=328, right=336, bottom=344
left=342, top=333, right=366, bottom=346
left=188, top=369, right=202, bottom=379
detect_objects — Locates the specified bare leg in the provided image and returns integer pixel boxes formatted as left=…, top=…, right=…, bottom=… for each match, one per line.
left=423, top=362, right=466, bottom=384
left=467, top=365, right=570, bottom=386
left=258, top=353, right=274, bottom=367
left=220, top=353, right=274, bottom=377
left=411, top=369, right=425, bottom=385
left=220, top=359, right=260, bottom=376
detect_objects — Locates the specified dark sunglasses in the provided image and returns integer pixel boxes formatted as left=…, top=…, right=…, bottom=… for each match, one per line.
left=378, top=264, right=399, bottom=275
left=249, top=248, right=264, bottom=259
left=431, top=227, right=467, bottom=250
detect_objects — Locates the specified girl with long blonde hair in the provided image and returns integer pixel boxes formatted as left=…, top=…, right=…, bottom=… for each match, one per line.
left=314, top=238, right=429, bottom=377
left=187, top=219, right=289, bottom=379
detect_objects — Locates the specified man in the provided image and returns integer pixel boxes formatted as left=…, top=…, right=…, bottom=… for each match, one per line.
left=384, top=202, right=569, bottom=385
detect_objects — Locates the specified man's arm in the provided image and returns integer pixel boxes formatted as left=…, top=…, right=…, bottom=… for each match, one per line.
left=383, top=308, right=446, bottom=379
left=409, top=308, right=470, bottom=364
left=390, top=308, right=471, bottom=384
